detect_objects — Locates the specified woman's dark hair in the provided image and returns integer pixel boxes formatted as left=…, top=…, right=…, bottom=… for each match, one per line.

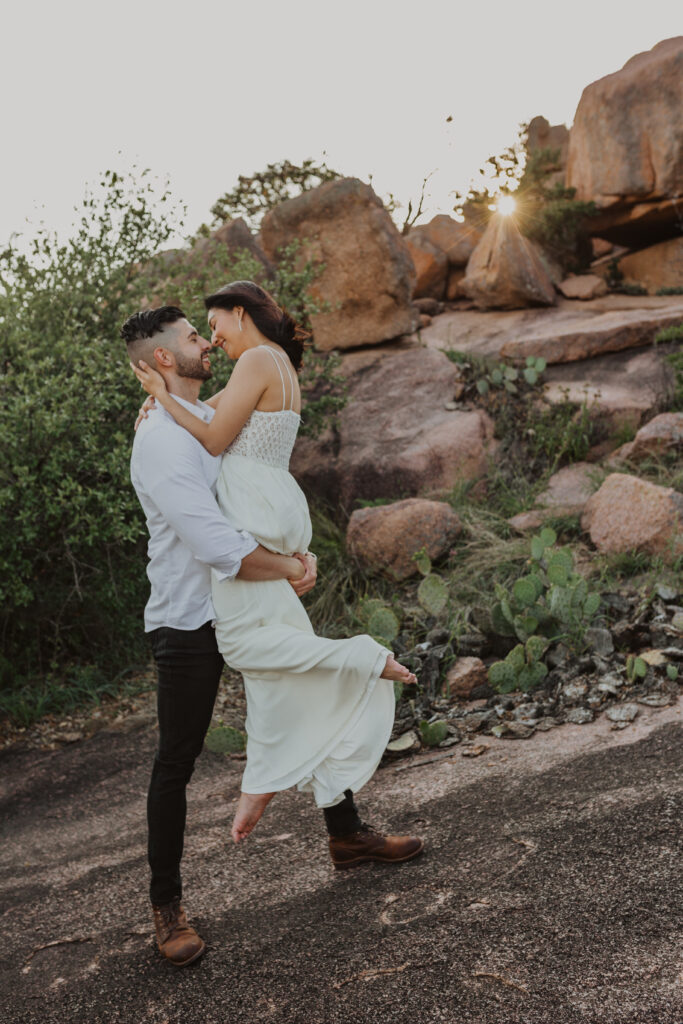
left=204, top=281, right=309, bottom=370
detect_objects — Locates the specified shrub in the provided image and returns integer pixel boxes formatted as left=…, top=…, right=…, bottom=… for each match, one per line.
left=0, top=168, right=344, bottom=720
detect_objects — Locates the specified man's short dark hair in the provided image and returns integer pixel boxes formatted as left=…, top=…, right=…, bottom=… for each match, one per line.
left=120, top=306, right=187, bottom=345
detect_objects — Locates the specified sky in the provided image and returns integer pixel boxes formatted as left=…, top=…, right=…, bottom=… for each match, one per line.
left=1, top=0, right=680, bottom=246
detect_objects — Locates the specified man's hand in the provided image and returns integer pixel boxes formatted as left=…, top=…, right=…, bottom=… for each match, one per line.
left=134, top=395, right=157, bottom=431
left=289, top=552, right=318, bottom=597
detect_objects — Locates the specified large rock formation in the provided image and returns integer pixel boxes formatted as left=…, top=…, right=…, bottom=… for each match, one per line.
left=346, top=498, right=462, bottom=579
left=608, top=237, right=683, bottom=294
left=567, top=37, right=683, bottom=246
left=410, top=215, right=483, bottom=268
left=211, top=217, right=276, bottom=278
left=291, top=347, right=497, bottom=508
left=461, top=214, right=556, bottom=311
left=406, top=215, right=483, bottom=301
left=581, top=473, right=683, bottom=560
left=404, top=233, right=448, bottom=300
left=260, top=178, right=417, bottom=351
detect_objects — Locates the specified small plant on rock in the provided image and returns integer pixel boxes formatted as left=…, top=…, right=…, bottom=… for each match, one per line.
left=625, top=654, right=647, bottom=683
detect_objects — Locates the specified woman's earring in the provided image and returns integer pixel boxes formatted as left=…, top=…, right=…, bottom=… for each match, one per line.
left=238, top=314, right=243, bottom=333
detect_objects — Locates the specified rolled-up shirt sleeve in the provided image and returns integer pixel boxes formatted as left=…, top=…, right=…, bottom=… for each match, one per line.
left=138, top=428, right=258, bottom=580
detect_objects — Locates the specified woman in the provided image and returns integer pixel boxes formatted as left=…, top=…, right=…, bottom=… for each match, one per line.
left=132, top=281, right=416, bottom=845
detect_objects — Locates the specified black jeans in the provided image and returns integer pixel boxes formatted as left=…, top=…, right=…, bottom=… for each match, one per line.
left=147, top=621, right=224, bottom=906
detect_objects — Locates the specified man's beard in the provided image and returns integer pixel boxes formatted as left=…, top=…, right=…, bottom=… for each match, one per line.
left=175, top=353, right=212, bottom=381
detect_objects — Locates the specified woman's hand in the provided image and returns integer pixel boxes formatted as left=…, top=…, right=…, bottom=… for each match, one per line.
left=134, top=395, right=157, bottom=431
left=288, top=552, right=318, bottom=597
left=130, top=359, right=168, bottom=400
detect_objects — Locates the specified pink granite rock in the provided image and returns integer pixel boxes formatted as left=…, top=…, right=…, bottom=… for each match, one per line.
left=346, top=498, right=462, bottom=580
left=581, top=473, right=683, bottom=560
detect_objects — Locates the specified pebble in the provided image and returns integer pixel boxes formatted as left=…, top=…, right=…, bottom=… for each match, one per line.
left=565, top=707, right=594, bottom=725
left=534, top=717, right=558, bottom=731
left=491, top=721, right=535, bottom=739
left=386, top=730, right=420, bottom=753
left=513, top=703, right=539, bottom=721
left=599, top=673, right=623, bottom=691
left=585, top=627, right=614, bottom=657
left=671, top=612, right=683, bottom=632
left=606, top=703, right=639, bottom=723
left=656, top=583, right=678, bottom=602
left=561, top=680, right=589, bottom=704
left=637, top=694, right=670, bottom=708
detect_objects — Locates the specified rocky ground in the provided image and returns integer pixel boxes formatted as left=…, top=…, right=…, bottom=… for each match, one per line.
left=387, top=581, right=683, bottom=756
left=0, top=687, right=681, bottom=1024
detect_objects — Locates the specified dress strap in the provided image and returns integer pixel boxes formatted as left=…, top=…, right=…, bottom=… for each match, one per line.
left=260, top=345, right=287, bottom=411
left=260, top=345, right=296, bottom=411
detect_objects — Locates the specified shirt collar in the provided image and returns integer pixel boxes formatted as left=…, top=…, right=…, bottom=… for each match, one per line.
left=161, top=393, right=214, bottom=424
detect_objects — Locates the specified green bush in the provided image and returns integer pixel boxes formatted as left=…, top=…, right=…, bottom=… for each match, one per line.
left=0, top=170, right=179, bottom=699
left=0, top=169, right=345, bottom=720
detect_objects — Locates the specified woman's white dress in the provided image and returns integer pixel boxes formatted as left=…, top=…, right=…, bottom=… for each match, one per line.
left=211, top=346, right=395, bottom=808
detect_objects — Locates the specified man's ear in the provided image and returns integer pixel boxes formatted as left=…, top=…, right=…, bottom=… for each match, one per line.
left=153, top=346, right=175, bottom=368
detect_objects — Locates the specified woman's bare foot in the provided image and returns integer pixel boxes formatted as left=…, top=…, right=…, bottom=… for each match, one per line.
left=381, top=654, right=417, bottom=685
left=231, top=791, right=276, bottom=843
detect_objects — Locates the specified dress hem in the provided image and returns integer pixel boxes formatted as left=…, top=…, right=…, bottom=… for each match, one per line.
left=240, top=644, right=391, bottom=802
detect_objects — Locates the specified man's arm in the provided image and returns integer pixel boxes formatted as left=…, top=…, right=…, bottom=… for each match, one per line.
left=138, top=429, right=302, bottom=583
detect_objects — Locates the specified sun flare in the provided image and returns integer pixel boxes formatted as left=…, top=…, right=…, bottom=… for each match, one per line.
left=496, top=195, right=517, bottom=217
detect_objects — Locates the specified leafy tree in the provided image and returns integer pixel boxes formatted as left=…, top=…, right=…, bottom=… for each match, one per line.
left=210, top=158, right=342, bottom=230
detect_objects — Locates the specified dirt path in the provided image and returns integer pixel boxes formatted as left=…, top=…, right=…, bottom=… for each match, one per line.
left=1, top=704, right=681, bottom=1024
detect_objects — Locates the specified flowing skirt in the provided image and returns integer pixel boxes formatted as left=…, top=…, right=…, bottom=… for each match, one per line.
left=212, top=453, right=395, bottom=807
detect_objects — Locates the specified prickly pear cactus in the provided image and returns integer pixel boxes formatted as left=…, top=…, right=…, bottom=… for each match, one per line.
left=204, top=726, right=246, bottom=754
left=367, top=607, right=400, bottom=645
left=419, top=719, right=449, bottom=747
left=417, top=573, right=448, bottom=617
left=413, top=548, right=432, bottom=576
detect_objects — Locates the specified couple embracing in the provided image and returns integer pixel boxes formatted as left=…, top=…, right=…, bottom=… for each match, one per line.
left=122, top=281, right=424, bottom=968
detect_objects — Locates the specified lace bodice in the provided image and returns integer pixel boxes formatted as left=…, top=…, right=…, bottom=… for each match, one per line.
left=227, top=408, right=301, bottom=470
left=226, top=345, right=301, bottom=470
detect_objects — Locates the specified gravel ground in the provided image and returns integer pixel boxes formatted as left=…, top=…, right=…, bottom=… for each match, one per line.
left=0, top=703, right=681, bottom=1024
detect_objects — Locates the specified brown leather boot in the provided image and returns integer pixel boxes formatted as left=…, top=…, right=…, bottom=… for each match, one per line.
left=329, top=823, right=424, bottom=870
left=152, top=898, right=206, bottom=967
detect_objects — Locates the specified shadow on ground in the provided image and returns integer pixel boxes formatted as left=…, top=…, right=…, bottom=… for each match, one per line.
left=0, top=705, right=681, bottom=1024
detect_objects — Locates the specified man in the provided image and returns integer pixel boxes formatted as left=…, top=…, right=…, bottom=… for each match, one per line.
left=122, top=306, right=317, bottom=968
left=122, top=305, right=424, bottom=970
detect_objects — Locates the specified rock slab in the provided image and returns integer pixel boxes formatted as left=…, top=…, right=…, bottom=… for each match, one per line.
left=260, top=177, right=417, bottom=351
left=346, top=498, right=462, bottom=580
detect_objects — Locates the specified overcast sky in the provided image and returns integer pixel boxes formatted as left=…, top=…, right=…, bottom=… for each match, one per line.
left=1, top=0, right=680, bottom=245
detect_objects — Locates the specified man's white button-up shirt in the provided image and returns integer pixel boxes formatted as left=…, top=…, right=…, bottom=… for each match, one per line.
left=130, top=395, right=258, bottom=631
